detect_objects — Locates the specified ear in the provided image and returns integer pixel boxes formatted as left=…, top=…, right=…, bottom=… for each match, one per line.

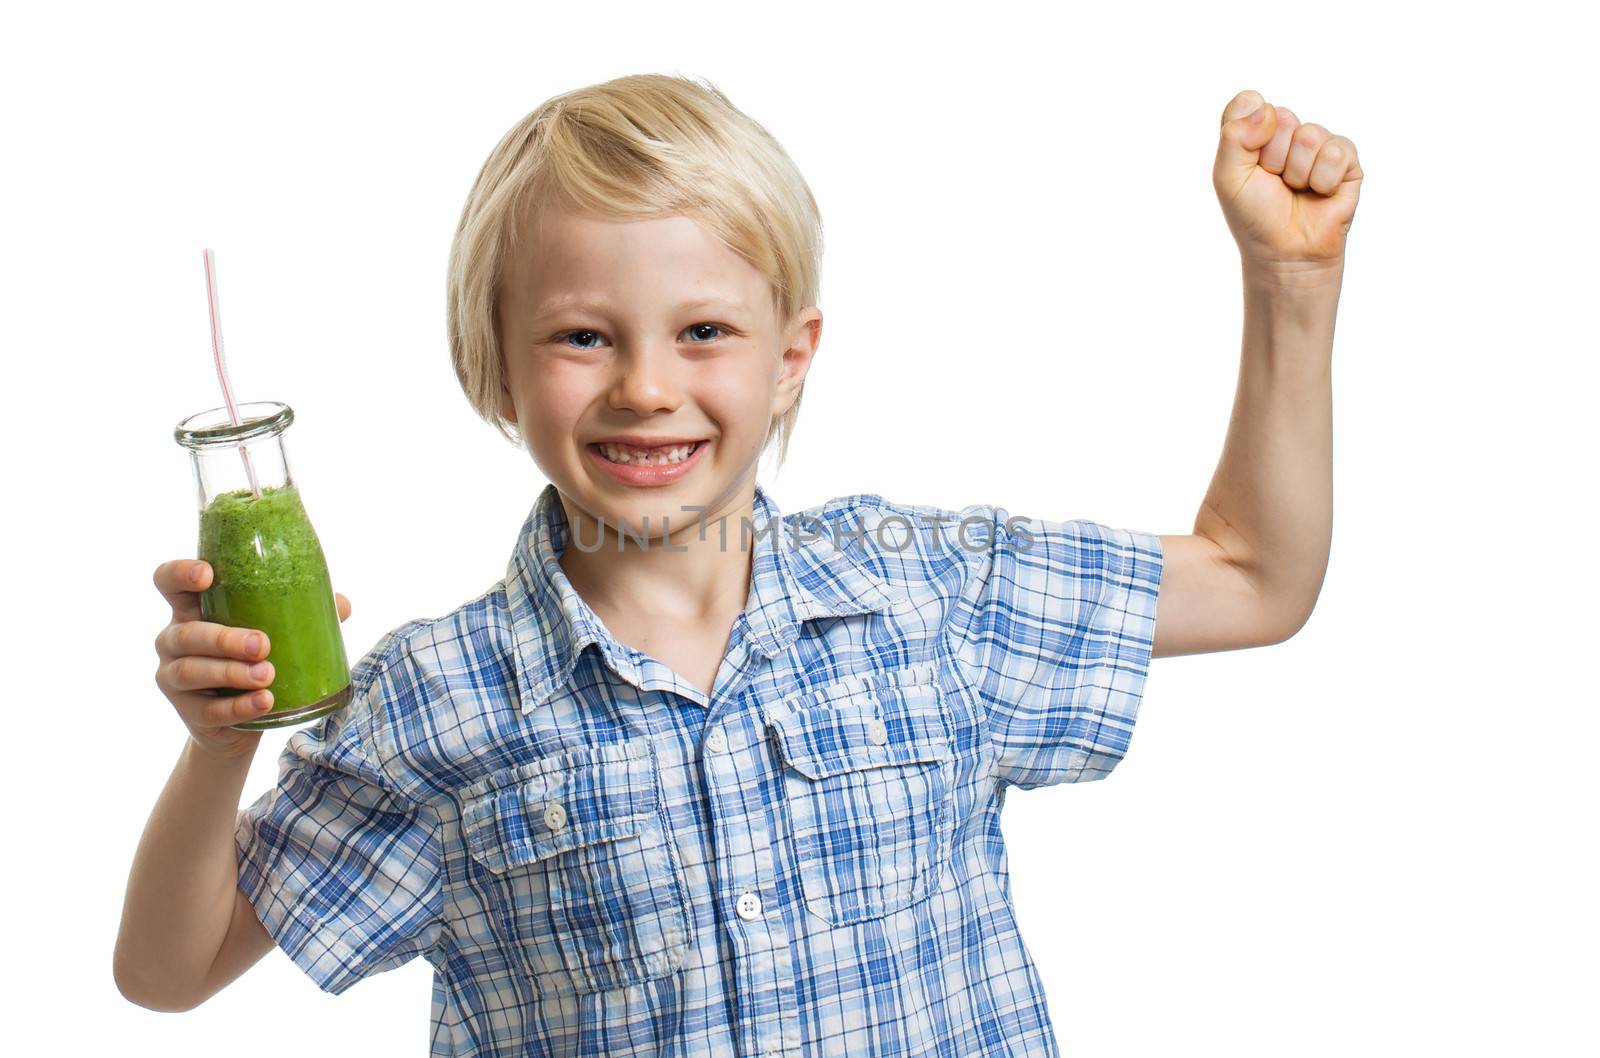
left=772, top=308, right=823, bottom=419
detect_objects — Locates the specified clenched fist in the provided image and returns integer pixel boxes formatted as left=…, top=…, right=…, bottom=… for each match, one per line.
left=1213, top=89, right=1363, bottom=273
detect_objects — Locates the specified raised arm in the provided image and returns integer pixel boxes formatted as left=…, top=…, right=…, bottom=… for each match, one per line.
left=115, top=558, right=353, bottom=1009
left=114, top=738, right=274, bottom=1010
left=1152, top=89, right=1361, bottom=659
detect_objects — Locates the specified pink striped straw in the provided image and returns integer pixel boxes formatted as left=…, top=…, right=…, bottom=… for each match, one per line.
left=202, top=248, right=262, bottom=499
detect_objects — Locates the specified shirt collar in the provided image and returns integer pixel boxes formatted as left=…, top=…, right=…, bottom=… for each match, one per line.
left=505, top=481, right=906, bottom=714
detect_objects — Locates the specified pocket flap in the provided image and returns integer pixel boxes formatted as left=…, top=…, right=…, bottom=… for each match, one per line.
left=460, top=738, right=658, bottom=874
left=767, top=665, right=952, bottom=781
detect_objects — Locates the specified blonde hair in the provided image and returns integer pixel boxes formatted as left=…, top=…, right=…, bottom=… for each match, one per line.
left=446, top=72, right=824, bottom=469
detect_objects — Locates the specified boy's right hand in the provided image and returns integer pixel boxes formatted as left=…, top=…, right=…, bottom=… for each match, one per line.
left=153, top=559, right=352, bottom=760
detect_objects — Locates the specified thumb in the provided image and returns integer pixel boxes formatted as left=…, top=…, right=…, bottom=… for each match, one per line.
left=1214, top=90, right=1276, bottom=198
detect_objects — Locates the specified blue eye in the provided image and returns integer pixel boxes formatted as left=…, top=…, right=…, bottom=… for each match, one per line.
left=686, top=323, right=725, bottom=342
left=554, top=323, right=727, bottom=350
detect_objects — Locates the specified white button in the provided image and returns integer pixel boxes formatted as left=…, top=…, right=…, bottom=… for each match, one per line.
left=867, top=718, right=888, bottom=745
left=543, top=802, right=567, bottom=831
left=736, top=891, right=762, bottom=920
left=705, top=728, right=728, bottom=753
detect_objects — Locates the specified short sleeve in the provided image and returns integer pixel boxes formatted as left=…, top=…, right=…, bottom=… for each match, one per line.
left=951, top=504, right=1163, bottom=790
left=235, top=670, right=445, bottom=995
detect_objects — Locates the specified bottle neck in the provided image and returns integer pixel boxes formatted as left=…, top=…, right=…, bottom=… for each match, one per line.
left=188, top=432, right=293, bottom=512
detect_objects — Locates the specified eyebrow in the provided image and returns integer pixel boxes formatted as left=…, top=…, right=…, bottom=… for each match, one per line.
left=530, top=296, right=746, bottom=320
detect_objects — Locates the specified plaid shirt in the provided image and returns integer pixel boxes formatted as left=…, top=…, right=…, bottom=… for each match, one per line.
left=235, top=480, right=1163, bottom=1057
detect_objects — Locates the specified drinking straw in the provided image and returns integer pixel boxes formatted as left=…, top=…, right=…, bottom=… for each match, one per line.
left=202, top=248, right=262, bottom=499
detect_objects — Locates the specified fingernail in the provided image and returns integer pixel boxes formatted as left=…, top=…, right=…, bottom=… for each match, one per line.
left=245, top=633, right=263, bottom=656
left=250, top=661, right=272, bottom=680
left=193, top=565, right=207, bottom=584
left=1249, top=102, right=1268, bottom=123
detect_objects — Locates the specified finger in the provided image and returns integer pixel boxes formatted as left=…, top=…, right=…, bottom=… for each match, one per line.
left=1257, top=106, right=1300, bottom=176
left=335, top=591, right=352, bottom=622
left=1282, top=122, right=1332, bottom=190
left=154, top=559, right=211, bottom=621
left=175, top=687, right=275, bottom=729
left=156, top=620, right=269, bottom=664
left=160, top=652, right=275, bottom=694
left=1214, top=89, right=1278, bottom=200
left=1309, top=133, right=1363, bottom=201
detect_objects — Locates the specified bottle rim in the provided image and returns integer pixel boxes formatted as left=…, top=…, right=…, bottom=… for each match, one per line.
left=174, top=401, right=294, bottom=449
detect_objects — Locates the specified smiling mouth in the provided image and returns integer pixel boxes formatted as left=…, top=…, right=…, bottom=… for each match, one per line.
left=590, top=440, right=707, bottom=466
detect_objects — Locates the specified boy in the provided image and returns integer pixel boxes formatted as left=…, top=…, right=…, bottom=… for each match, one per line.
left=117, top=73, right=1360, bottom=1056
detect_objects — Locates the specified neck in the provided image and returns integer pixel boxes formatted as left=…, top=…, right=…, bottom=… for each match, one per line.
left=556, top=483, right=759, bottom=623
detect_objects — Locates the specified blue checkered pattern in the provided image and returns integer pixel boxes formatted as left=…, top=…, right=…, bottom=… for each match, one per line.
left=235, top=481, right=1163, bottom=1056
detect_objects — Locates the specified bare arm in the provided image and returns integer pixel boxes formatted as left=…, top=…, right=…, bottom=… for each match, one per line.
left=119, top=558, right=355, bottom=1009
left=113, top=737, right=273, bottom=1011
left=1150, top=91, right=1361, bottom=657
left=201, top=885, right=276, bottom=1001
left=1150, top=266, right=1341, bottom=658
left=1152, top=267, right=1340, bottom=657
left=1194, top=266, right=1339, bottom=632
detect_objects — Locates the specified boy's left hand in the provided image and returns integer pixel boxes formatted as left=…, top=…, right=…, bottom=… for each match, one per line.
left=1213, top=89, right=1363, bottom=274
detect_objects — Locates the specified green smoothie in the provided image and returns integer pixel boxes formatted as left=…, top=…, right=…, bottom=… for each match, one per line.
left=197, top=482, right=351, bottom=730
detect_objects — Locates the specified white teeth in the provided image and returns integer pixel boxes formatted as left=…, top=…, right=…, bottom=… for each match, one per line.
left=597, top=441, right=699, bottom=466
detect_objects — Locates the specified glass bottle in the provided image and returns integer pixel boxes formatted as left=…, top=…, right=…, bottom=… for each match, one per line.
left=173, top=400, right=351, bottom=730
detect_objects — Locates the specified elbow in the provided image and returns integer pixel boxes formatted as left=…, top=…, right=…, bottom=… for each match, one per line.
left=1267, top=605, right=1315, bottom=645
left=113, top=947, right=202, bottom=1013
left=1254, top=579, right=1321, bottom=646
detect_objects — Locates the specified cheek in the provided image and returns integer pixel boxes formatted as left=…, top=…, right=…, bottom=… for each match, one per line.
left=520, top=360, right=588, bottom=413
left=509, top=362, right=585, bottom=442
left=695, top=357, right=780, bottom=421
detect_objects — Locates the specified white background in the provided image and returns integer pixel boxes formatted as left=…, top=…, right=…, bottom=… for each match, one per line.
left=5, top=1, right=1594, bottom=1055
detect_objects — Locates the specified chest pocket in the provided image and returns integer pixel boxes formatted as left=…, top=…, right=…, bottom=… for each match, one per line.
left=457, top=736, right=691, bottom=996
left=765, top=660, right=956, bottom=927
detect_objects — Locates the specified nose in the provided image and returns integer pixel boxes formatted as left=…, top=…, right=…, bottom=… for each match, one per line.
left=606, top=343, right=684, bottom=416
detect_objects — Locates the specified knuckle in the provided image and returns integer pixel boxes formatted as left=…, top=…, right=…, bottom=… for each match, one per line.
left=175, top=656, right=202, bottom=687
left=203, top=698, right=230, bottom=728
left=172, top=621, right=196, bottom=654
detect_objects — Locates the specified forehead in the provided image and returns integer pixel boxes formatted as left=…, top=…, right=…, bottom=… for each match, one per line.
left=503, top=206, right=766, bottom=313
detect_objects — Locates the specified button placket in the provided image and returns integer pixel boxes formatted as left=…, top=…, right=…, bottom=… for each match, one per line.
left=703, top=707, right=800, bottom=1058
left=699, top=707, right=799, bottom=1058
